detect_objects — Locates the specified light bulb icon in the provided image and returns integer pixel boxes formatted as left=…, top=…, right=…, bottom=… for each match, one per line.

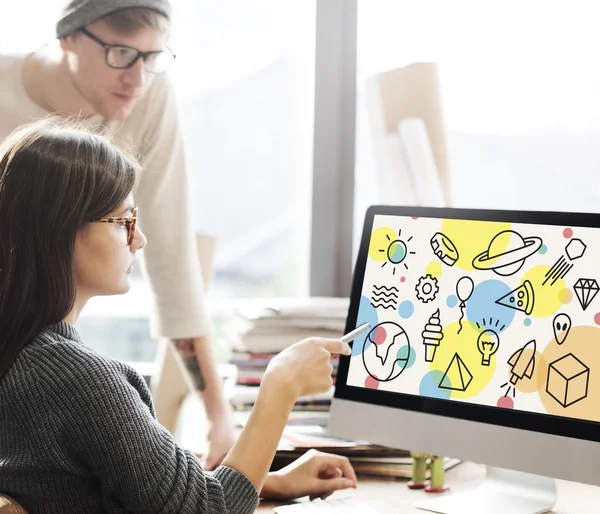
left=477, top=329, right=499, bottom=366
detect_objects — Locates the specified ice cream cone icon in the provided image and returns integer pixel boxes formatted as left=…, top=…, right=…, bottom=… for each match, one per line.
left=422, top=309, right=444, bottom=362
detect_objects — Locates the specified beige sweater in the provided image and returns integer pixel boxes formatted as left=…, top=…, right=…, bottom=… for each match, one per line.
left=0, top=51, right=210, bottom=340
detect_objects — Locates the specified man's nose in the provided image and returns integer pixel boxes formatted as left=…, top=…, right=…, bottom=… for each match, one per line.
left=121, top=57, right=147, bottom=88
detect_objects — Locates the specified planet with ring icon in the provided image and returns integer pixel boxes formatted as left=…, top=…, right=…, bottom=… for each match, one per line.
left=472, top=230, right=542, bottom=277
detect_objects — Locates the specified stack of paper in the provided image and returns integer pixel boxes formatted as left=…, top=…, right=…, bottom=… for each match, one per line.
left=268, top=424, right=461, bottom=479
left=226, top=296, right=349, bottom=354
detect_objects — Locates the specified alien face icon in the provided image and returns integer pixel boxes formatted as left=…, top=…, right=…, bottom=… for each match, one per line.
left=553, top=313, right=572, bottom=345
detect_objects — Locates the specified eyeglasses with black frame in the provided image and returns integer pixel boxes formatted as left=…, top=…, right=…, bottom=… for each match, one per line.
left=95, top=206, right=138, bottom=246
left=80, top=28, right=176, bottom=74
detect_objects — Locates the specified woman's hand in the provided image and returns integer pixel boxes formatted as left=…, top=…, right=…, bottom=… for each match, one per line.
left=220, top=338, right=350, bottom=494
left=262, top=338, right=351, bottom=402
left=261, top=449, right=358, bottom=501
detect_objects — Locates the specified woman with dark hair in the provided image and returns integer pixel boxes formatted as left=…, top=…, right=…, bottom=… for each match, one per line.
left=0, top=118, right=356, bottom=513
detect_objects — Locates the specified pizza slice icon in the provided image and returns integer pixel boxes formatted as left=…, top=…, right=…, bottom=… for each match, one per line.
left=495, top=280, right=535, bottom=315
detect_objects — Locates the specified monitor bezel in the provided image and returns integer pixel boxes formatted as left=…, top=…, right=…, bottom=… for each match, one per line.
left=334, top=205, right=600, bottom=444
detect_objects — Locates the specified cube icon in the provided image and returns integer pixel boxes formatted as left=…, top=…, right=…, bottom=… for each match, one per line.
left=546, top=353, right=590, bottom=408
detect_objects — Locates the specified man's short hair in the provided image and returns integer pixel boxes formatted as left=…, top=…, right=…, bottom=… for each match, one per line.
left=101, top=7, right=170, bottom=34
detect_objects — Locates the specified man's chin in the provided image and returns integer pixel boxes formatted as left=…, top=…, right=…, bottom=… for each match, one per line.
left=96, top=100, right=137, bottom=121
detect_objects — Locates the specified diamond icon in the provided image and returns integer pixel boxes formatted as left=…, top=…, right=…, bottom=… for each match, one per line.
left=573, top=278, right=599, bottom=311
left=566, top=239, right=587, bottom=261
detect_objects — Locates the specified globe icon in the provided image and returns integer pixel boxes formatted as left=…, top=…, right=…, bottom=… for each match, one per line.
left=362, top=321, right=411, bottom=382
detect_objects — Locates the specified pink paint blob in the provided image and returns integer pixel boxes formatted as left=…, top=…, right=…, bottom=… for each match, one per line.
left=400, top=276, right=406, bottom=283
left=563, top=228, right=573, bottom=238
left=373, top=326, right=387, bottom=345
left=365, top=375, right=379, bottom=389
left=595, top=313, right=600, bottom=326
left=497, top=396, right=514, bottom=409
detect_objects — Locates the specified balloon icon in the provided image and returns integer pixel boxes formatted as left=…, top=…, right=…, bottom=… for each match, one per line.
left=456, top=276, right=474, bottom=334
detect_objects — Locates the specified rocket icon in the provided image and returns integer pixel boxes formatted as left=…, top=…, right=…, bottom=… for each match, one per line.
left=508, top=340, right=537, bottom=385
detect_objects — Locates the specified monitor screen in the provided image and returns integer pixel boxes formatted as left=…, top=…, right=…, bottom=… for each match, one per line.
left=335, top=206, right=600, bottom=442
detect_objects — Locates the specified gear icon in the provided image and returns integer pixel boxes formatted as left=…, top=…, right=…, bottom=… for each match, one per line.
left=416, top=274, right=439, bottom=303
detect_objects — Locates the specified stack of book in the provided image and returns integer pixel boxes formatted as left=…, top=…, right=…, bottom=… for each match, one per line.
left=225, top=297, right=348, bottom=417
left=274, top=426, right=461, bottom=479
left=233, top=414, right=460, bottom=479
left=227, top=296, right=349, bottom=355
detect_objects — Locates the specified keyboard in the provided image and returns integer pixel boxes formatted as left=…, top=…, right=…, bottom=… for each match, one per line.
left=273, top=496, right=384, bottom=513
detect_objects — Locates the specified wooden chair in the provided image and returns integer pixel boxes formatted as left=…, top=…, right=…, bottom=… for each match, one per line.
left=0, top=494, right=27, bottom=514
left=365, top=62, right=452, bottom=206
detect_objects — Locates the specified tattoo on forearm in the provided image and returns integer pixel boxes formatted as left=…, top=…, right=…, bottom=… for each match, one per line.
left=173, top=338, right=206, bottom=391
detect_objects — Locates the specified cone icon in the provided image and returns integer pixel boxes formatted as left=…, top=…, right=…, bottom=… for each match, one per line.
left=439, top=353, right=473, bottom=392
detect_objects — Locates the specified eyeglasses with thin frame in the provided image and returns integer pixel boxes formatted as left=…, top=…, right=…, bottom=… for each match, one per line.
left=80, top=28, right=176, bottom=74
left=95, top=207, right=138, bottom=246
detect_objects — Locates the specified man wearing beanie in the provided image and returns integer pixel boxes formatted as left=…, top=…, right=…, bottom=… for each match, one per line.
left=0, top=0, right=243, bottom=503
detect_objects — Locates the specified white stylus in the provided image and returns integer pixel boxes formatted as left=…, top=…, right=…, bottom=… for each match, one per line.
left=340, top=322, right=371, bottom=343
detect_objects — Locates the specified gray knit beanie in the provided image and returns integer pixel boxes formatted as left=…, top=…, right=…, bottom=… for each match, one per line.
left=56, top=0, right=172, bottom=38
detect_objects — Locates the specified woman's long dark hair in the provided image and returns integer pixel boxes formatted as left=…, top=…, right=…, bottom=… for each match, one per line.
left=0, top=117, right=139, bottom=379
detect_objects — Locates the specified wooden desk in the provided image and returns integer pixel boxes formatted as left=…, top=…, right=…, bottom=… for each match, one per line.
left=257, top=462, right=600, bottom=513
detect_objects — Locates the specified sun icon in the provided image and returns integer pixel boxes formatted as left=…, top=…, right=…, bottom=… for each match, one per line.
left=379, top=229, right=416, bottom=275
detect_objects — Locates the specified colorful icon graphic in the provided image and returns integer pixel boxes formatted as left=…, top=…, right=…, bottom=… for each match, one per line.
left=422, top=309, right=444, bottom=362
left=495, top=280, right=535, bottom=315
left=456, top=276, right=474, bottom=334
left=439, top=353, right=473, bottom=392
left=378, top=229, right=416, bottom=275
left=415, top=274, right=439, bottom=303
left=362, top=322, right=411, bottom=382
left=477, top=329, right=499, bottom=366
left=553, top=313, right=572, bottom=345
left=359, top=216, right=600, bottom=419
left=430, top=232, right=459, bottom=267
left=573, top=278, right=599, bottom=311
left=542, top=238, right=587, bottom=286
left=472, top=230, right=543, bottom=277
left=546, top=353, right=590, bottom=408
left=508, top=339, right=536, bottom=385
left=501, top=339, right=537, bottom=398
left=370, top=285, right=398, bottom=310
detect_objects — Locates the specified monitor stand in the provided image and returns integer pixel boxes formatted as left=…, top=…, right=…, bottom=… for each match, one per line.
left=413, top=466, right=557, bottom=514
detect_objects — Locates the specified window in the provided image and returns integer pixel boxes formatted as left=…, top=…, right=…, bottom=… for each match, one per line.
left=355, top=1, right=600, bottom=230
left=1, top=1, right=316, bottom=362
left=169, top=0, right=315, bottom=301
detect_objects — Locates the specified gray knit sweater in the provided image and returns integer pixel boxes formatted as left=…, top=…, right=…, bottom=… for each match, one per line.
left=0, top=322, right=259, bottom=513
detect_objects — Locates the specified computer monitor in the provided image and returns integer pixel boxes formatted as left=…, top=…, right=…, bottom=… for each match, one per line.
left=329, top=205, right=600, bottom=514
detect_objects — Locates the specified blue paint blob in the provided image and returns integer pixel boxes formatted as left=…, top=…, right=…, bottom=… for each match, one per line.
left=466, top=279, right=515, bottom=334
left=539, top=245, right=548, bottom=255
left=524, top=318, right=532, bottom=327
left=419, top=370, right=451, bottom=399
left=352, top=295, right=379, bottom=357
left=446, top=294, right=458, bottom=308
left=398, top=300, right=415, bottom=319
